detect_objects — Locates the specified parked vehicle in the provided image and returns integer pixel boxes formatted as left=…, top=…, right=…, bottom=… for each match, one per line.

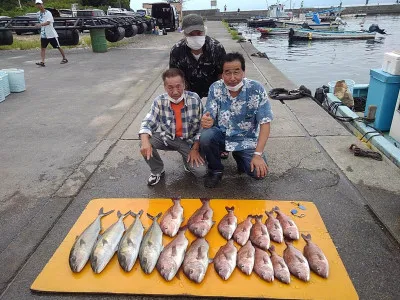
left=13, top=13, right=39, bottom=35
left=151, top=2, right=178, bottom=31
left=76, top=9, right=105, bottom=17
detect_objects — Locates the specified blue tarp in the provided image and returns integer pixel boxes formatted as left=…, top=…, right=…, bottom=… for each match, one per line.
left=312, top=13, right=321, bottom=24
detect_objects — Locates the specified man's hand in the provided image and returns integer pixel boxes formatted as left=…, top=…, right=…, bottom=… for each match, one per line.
left=35, top=23, right=41, bottom=28
left=250, top=155, right=268, bottom=178
left=187, top=149, right=205, bottom=168
left=140, top=134, right=152, bottom=160
left=201, top=112, right=213, bottom=129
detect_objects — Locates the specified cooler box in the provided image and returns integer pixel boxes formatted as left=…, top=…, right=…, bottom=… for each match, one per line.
left=389, top=91, right=400, bottom=142
left=365, top=69, right=400, bottom=131
left=382, top=51, right=400, bottom=76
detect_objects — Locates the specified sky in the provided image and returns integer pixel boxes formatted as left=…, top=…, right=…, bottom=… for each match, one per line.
left=130, top=0, right=395, bottom=11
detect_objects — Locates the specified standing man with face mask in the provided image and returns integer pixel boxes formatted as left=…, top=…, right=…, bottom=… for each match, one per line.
left=169, top=14, right=226, bottom=99
left=200, top=52, right=273, bottom=188
left=139, top=68, right=207, bottom=186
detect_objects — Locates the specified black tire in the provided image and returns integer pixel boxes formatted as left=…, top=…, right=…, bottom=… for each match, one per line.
left=57, top=29, right=80, bottom=46
left=137, top=22, right=147, bottom=34
left=0, top=30, right=13, bottom=45
left=105, top=27, right=125, bottom=43
left=116, top=27, right=125, bottom=41
left=131, top=25, right=138, bottom=37
left=124, top=25, right=138, bottom=37
left=16, top=31, right=22, bottom=36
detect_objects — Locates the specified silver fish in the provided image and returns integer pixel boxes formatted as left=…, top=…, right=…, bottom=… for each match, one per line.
left=269, top=245, right=290, bottom=284
left=213, top=239, right=237, bottom=280
left=160, top=197, right=184, bottom=237
left=156, top=227, right=189, bottom=281
left=69, top=207, right=114, bottom=273
left=183, top=237, right=210, bottom=283
left=254, top=247, right=274, bottom=282
left=273, top=206, right=299, bottom=240
left=139, top=212, right=163, bottom=274
left=302, top=233, right=329, bottom=278
left=117, top=210, right=144, bottom=272
left=237, top=240, right=255, bottom=275
left=265, top=210, right=283, bottom=243
left=90, top=210, right=130, bottom=274
left=283, top=240, right=310, bottom=282
left=250, top=215, right=270, bottom=250
left=187, top=198, right=214, bottom=238
left=233, top=215, right=253, bottom=246
left=218, top=206, right=237, bottom=240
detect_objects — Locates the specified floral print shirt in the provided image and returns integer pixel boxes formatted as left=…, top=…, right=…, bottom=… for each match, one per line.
left=205, top=78, right=273, bottom=151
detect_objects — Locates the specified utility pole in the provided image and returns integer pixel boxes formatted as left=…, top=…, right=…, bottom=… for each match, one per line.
left=17, top=0, right=22, bottom=8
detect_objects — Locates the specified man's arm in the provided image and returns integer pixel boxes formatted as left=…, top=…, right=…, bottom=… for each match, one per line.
left=250, top=123, right=270, bottom=178
left=169, top=46, right=179, bottom=69
left=201, top=84, right=218, bottom=128
left=139, top=100, right=160, bottom=160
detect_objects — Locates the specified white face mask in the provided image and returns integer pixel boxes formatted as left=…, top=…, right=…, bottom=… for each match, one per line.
left=186, top=36, right=206, bottom=50
left=225, top=80, right=244, bottom=92
left=168, top=93, right=184, bottom=104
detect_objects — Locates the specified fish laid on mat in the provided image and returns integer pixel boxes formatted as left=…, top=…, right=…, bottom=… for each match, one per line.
left=139, top=212, right=163, bottom=274
left=269, top=245, right=290, bottom=284
left=156, top=227, right=189, bottom=281
left=160, top=197, right=184, bottom=237
left=187, top=198, right=214, bottom=238
left=183, top=238, right=211, bottom=283
left=254, top=247, right=274, bottom=282
left=233, top=215, right=253, bottom=246
left=237, top=240, right=255, bottom=275
left=213, top=239, right=237, bottom=280
left=283, top=240, right=310, bottom=282
left=265, top=210, right=283, bottom=243
left=273, top=206, right=299, bottom=240
left=250, top=215, right=270, bottom=250
left=91, top=210, right=131, bottom=273
left=69, top=207, right=114, bottom=273
left=302, top=233, right=329, bottom=278
left=218, top=206, right=237, bottom=240
left=117, top=210, right=144, bottom=272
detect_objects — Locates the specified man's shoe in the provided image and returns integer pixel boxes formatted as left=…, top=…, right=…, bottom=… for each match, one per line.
left=147, top=171, right=165, bottom=186
left=204, top=172, right=223, bottom=188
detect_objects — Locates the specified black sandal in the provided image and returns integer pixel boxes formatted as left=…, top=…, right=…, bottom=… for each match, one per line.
left=60, top=58, right=68, bottom=64
left=35, top=62, right=45, bottom=67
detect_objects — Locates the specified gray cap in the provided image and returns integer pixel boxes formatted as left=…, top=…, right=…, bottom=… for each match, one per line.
left=182, top=14, right=205, bottom=34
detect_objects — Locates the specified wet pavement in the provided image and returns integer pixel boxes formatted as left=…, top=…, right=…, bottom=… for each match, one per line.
left=0, top=22, right=399, bottom=300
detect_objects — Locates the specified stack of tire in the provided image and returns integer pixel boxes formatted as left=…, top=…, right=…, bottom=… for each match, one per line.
left=56, top=29, right=80, bottom=46
left=0, top=30, right=13, bottom=45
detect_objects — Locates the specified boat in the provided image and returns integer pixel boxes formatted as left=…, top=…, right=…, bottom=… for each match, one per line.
left=247, top=17, right=276, bottom=28
left=274, top=20, right=340, bottom=30
left=257, top=27, right=289, bottom=37
left=288, top=28, right=376, bottom=41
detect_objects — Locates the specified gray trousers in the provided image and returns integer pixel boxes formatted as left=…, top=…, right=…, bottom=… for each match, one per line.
left=143, top=133, right=207, bottom=178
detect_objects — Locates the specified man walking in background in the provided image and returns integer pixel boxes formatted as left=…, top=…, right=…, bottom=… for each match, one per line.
left=35, top=0, right=68, bottom=67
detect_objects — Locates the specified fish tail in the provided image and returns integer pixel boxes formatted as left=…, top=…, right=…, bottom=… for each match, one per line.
left=147, top=212, right=162, bottom=220
left=268, top=245, right=275, bottom=253
left=272, top=206, right=280, bottom=212
left=301, top=233, right=311, bottom=242
left=225, top=206, right=234, bottom=212
left=172, top=197, right=181, bottom=203
left=284, top=238, right=292, bottom=246
left=200, top=198, right=210, bottom=204
left=117, top=210, right=131, bottom=219
left=99, top=207, right=115, bottom=217
left=178, top=225, right=188, bottom=232
left=131, top=209, right=143, bottom=218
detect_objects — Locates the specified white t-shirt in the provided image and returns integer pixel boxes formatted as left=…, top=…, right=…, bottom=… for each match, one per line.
left=38, top=10, right=58, bottom=39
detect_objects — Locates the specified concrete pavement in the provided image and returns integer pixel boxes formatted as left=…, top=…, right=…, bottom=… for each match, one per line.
left=0, top=22, right=399, bottom=299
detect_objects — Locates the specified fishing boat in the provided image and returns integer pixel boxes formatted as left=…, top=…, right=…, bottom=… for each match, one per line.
left=288, top=28, right=376, bottom=41
left=274, top=20, right=340, bottom=30
left=257, top=27, right=289, bottom=37
left=247, top=17, right=276, bottom=28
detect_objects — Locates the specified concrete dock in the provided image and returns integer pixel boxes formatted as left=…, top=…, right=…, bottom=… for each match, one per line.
left=0, top=21, right=399, bottom=299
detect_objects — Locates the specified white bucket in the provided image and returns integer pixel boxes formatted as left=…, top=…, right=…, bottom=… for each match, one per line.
left=0, top=68, right=26, bottom=93
left=0, top=71, right=10, bottom=97
left=328, top=79, right=355, bottom=95
left=0, top=78, right=5, bottom=103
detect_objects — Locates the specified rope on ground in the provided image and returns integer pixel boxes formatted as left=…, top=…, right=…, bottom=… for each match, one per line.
left=349, top=144, right=383, bottom=161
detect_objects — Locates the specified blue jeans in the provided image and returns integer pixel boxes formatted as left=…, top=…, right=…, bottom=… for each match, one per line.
left=200, top=127, right=267, bottom=178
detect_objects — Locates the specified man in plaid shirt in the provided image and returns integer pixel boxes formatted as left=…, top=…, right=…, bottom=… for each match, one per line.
left=139, top=68, right=207, bottom=186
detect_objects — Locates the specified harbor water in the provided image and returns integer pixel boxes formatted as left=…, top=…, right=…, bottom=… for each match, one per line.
left=239, top=15, right=400, bottom=93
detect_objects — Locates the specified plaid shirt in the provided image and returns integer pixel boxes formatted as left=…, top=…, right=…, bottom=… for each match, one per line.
left=139, top=91, right=203, bottom=143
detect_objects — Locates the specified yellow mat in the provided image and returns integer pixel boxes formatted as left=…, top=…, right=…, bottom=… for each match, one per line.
left=31, top=198, right=358, bottom=299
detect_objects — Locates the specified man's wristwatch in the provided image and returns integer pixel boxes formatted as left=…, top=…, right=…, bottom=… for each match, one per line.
left=253, top=151, right=263, bottom=156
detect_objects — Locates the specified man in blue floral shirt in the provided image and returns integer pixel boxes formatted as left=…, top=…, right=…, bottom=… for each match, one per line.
left=200, top=52, right=273, bottom=188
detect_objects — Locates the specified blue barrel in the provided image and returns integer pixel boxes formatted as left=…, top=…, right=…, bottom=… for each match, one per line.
left=365, top=69, right=400, bottom=131
left=0, top=69, right=25, bottom=92
left=0, top=71, right=10, bottom=97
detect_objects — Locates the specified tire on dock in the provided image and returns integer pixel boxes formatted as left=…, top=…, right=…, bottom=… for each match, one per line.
left=137, top=22, right=148, bottom=34
left=124, top=25, right=138, bottom=37
left=0, top=30, right=13, bottom=46
left=105, top=27, right=125, bottom=43
left=57, top=29, right=80, bottom=46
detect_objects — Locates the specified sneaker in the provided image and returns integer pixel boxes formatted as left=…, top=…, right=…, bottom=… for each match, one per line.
left=204, top=171, right=223, bottom=188
left=147, top=171, right=165, bottom=186
left=183, top=164, right=190, bottom=172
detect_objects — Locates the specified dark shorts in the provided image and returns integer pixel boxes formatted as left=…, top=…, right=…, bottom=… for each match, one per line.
left=41, top=38, right=60, bottom=49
